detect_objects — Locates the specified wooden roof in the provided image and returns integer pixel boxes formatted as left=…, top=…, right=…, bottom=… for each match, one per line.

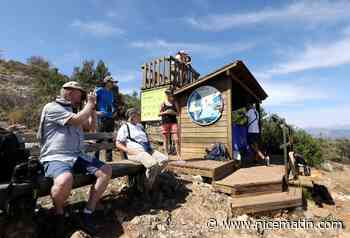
left=174, top=60, right=268, bottom=102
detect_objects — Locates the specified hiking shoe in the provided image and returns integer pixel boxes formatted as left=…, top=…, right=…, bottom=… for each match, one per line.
left=53, top=214, right=65, bottom=238
left=81, top=213, right=98, bottom=236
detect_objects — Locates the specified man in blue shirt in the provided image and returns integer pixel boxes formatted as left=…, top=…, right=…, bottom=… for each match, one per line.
left=95, top=76, right=117, bottom=161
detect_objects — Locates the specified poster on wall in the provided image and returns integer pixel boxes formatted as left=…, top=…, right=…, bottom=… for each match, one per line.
left=187, top=85, right=224, bottom=126
left=141, top=87, right=167, bottom=121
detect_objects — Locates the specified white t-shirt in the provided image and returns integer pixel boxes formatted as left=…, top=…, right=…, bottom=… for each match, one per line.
left=246, top=108, right=260, bottom=133
left=116, top=122, right=148, bottom=150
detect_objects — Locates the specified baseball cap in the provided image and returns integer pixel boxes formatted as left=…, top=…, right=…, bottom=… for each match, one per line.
left=62, top=81, right=86, bottom=93
left=104, top=76, right=118, bottom=83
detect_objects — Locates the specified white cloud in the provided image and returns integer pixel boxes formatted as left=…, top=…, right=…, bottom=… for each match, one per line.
left=186, top=1, right=350, bottom=31
left=261, top=80, right=328, bottom=106
left=265, top=35, right=350, bottom=76
left=71, top=20, right=124, bottom=37
left=129, top=39, right=254, bottom=57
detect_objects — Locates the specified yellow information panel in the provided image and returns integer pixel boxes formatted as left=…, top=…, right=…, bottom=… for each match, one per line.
left=141, top=87, right=167, bottom=121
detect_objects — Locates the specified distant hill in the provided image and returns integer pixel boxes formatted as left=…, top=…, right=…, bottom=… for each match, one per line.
left=0, top=59, right=68, bottom=125
left=306, top=127, right=350, bottom=139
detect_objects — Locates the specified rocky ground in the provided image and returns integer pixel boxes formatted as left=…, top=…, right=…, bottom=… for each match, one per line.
left=2, top=161, right=350, bottom=238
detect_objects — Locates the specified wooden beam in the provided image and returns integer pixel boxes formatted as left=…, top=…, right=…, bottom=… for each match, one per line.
left=84, top=132, right=114, bottom=140
left=230, top=73, right=260, bottom=102
left=84, top=142, right=115, bottom=152
left=226, top=76, right=233, bottom=159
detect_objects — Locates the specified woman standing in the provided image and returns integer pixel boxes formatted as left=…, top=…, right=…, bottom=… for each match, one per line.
left=159, top=89, right=181, bottom=159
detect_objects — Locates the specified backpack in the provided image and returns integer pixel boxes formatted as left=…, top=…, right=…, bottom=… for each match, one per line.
left=0, top=127, right=31, bottom=183
left=204, top=143, right=229, bottom=161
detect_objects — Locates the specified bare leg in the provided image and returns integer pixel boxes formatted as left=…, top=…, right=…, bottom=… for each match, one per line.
left=162, top=134, right=169, bottom=155
left=251, top=143, right=266, bottom=160
left=86, top=164, right=112, bottom=211
left=51, top=172, right=73, bottom=215
left=173, top=137, right=181, bottom=160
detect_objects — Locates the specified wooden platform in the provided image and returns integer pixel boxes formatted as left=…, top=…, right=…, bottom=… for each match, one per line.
left=214, top=165, right=285, bottom=197
left=230, top=187, right=303, bottom=215
left=166, top=159, right=236, bottom=181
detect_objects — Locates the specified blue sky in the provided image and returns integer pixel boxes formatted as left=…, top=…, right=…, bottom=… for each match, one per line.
left=1, top=0, right=350, bottom=129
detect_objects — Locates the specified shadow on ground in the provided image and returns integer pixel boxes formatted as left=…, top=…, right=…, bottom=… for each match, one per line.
left=16, top=171, right=191, bottom=238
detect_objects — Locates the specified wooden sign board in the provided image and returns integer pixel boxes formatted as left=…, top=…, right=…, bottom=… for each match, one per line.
left=141, top=87, right=167, bottom=121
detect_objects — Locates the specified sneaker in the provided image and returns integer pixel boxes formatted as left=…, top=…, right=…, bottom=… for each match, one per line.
left=81, top=213, right=98, bottom=236
left=53, top=214, right=65, bottom=238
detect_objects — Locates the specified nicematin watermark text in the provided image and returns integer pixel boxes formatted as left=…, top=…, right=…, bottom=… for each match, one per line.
left=207, top=218, right=344, bottom=231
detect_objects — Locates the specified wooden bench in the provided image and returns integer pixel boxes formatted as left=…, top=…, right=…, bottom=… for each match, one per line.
left=0, top=131, right=145, bottom=211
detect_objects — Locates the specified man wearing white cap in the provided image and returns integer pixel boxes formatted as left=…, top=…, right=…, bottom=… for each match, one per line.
left=37, top=81, right=112, bottom=236
left=95, top=75, right=117, bottom=161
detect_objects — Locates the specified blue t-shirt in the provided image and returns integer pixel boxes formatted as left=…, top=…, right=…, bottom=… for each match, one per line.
left=96, top=87, right=115, bottom=119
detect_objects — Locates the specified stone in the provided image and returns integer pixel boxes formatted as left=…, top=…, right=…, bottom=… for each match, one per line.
left=130, top=216, right=142, bottom=225
left=236, top=214, right=249, bottom=221
left=193, top=175, right=203, bottom=183
left=321, top=162, right=333, bottom=172
left=303, top=211, right=314, bottom=219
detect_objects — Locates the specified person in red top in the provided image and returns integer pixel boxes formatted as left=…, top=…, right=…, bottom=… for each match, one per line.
left=159, top=89, right=181, bottom=159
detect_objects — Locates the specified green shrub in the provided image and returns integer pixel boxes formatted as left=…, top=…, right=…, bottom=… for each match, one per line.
left=293, top=130, right=323, bottom=167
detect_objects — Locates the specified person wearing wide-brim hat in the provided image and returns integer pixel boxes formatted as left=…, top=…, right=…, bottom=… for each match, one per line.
left=37, top=81, right=112, bottom=236
left=159, top=88, right=181, bottom=159
left=95, top=75, right=118, bottom=161
left=115, top=108, right=168, bottom=190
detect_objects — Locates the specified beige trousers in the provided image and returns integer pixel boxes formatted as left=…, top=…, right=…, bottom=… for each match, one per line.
left=128, top=150, right=168, bottom=188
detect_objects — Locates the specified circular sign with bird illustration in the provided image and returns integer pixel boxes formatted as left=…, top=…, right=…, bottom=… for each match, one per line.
left=187, top=85, right=224, bottom=126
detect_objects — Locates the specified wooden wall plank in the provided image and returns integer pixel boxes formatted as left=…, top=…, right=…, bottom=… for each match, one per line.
left=181, top=127, right=227, bottom=133
left=182, top=136, right=227, bottom=143
left=181, top=120, right=228, bottom=128
left=181, top=132, right=227, bottom=138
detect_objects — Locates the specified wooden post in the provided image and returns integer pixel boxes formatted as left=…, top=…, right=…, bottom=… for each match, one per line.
left=141, top=64, right=146, bottom=89
left=226, top=70, right=233, bottom=159
left=163, top=57, right=167, bottom=84
left=146, top=63, right=150, bottom=89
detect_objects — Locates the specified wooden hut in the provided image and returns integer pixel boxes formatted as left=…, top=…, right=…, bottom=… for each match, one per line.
left=140, top=57, right=267, bottom=160
left=174, top=60, right=267, bottom=159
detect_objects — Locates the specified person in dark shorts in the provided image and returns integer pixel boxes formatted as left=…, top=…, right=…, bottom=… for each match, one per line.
left=37, top=81, right=112, bottom=236
left=159, top=88, right=181, bottom=159
left=246, top=103, right=269, bottom=165
left=96, top=76, right=117, bottom=161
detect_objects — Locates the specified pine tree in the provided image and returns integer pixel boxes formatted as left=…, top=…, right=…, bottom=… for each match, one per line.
left=94, top=60, right=111, bottom=85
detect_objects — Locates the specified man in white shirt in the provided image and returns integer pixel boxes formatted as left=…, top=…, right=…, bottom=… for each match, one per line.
left=115, top=108, right=168, bottom=189
left=246, top=103, right=269, bottom=164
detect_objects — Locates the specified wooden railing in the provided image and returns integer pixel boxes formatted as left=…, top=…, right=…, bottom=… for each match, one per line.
left=141, top=56, right=200, bottom=90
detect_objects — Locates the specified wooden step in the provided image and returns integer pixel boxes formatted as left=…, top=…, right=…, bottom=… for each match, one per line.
left=214, top=165, right=285, bottom=197
left=166, top=159, right=236, bottom=181
left=230, top=187, right=303, bottom=215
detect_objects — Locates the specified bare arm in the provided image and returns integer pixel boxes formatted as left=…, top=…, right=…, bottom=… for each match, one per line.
left=67, top=92, right=96, bottom=127
left=116, top=141, right=138, bottom=155
left=82, top=110, right=97, bottom=132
